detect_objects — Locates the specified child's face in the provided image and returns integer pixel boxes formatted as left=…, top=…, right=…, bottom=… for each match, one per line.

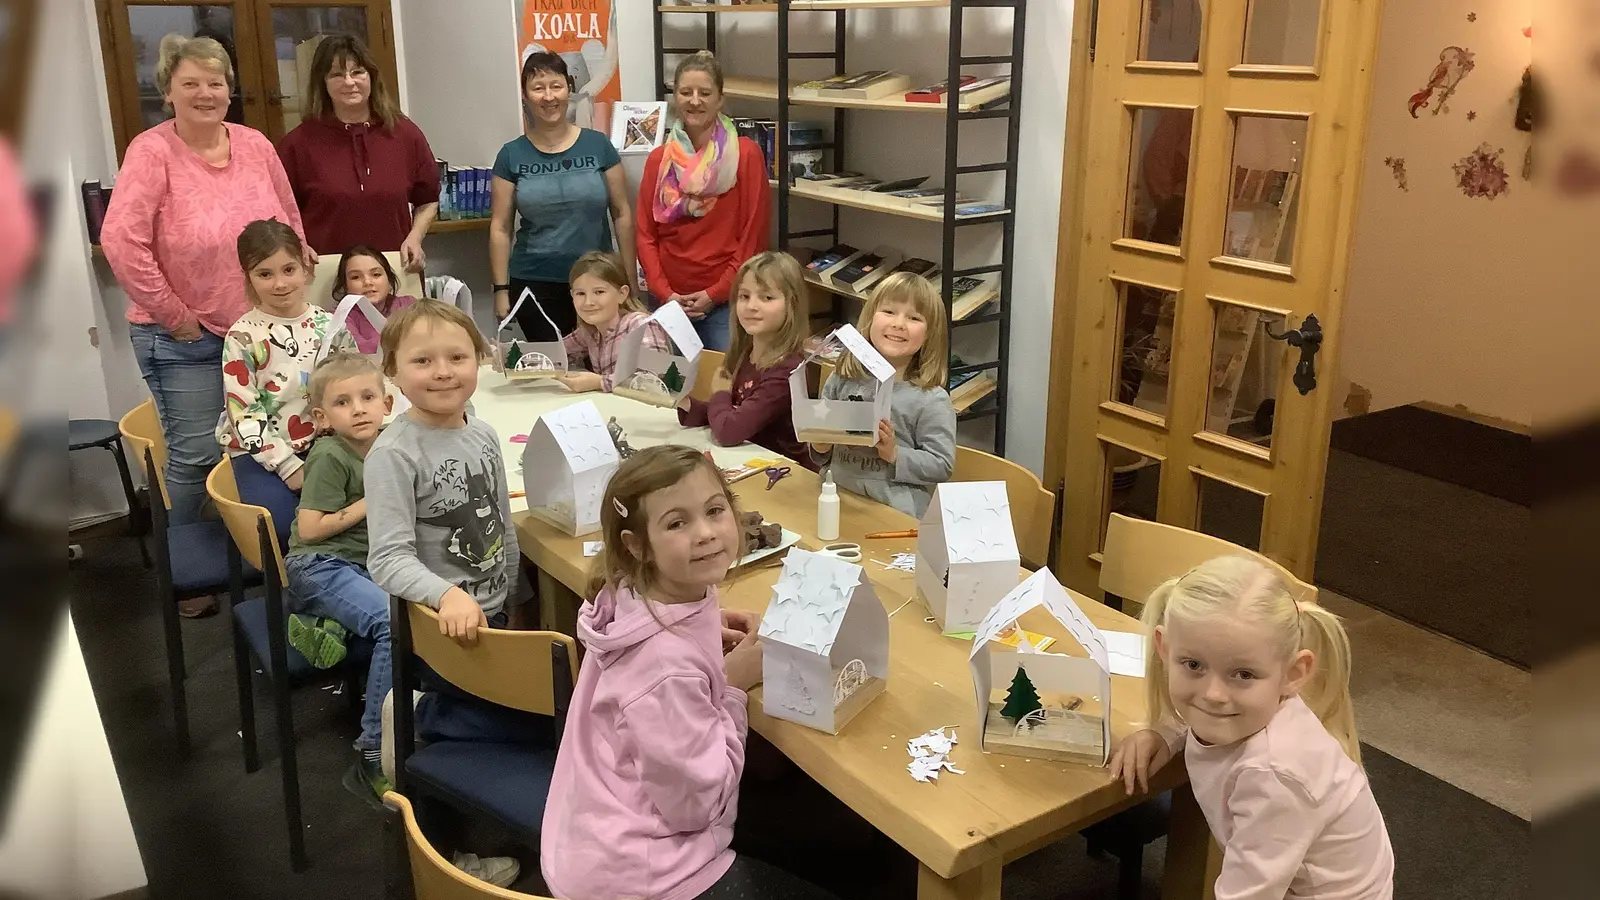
left=735, top=274, right=789, bottom=338
left=248, top=249, right=309, bottom=318
left=625, top=465, right=740, bottom=600
left=869, top=298, right=928, bottom=368
left=312, top=373, right=391, bottom=444
left=1154, top=615, right=1313, bottom=747
left=570, top=273, right=627, bottom=328
left=344, top=255, right=393, bottom=305
left=390, top=319, right=480, bottom=421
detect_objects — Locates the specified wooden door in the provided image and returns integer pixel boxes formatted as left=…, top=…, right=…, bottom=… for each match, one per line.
left=1050, top=0, right=1384, bottom=596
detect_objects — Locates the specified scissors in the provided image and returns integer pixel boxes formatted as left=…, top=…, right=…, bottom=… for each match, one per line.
left=764, top=465, right=791, bottom=490
left=818, top=542, right=863, bottom=563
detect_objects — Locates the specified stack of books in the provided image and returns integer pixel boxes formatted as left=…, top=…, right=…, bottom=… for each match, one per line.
left=732, top=119, right=828, bottom=180
left=794, top=71, right=912, bottom=101
left=438, top=160, right=494, bottom=221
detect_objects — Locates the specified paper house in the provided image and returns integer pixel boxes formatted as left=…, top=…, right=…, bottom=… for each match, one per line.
left=969, top=569, right=1112, bottom=767
left=494, top=287, right=569, bottom=381
left=612, top=302, right=702, bottom=408
left=790, top=325, right=893, bottom=447
left=521, top=401, right=620, bottom=536
left=916, top=481, right=1021, bottom=634
left=318, top=294, right=411, bottom=415
left=757, top=547, right=889, bottom=734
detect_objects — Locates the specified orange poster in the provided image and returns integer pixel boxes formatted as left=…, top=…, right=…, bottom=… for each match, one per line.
left=518, top=0, right=621, bottom=136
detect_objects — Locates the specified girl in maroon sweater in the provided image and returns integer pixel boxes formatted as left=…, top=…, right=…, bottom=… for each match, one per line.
left=679, top=252, right=814, bottom=468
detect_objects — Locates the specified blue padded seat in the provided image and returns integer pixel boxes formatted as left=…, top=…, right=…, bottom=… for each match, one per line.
left=405, top=741, right=557, bottom=839
left=233, top=596, right=374, bottom=683
left=169, top=521, right=261, bottom=593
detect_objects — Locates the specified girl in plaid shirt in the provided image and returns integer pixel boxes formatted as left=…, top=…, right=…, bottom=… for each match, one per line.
left=557, top=252, right=670, bottom=393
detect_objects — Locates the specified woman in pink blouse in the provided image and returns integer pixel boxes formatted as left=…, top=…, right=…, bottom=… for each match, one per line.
left=102, top=35, right=309, bottom=541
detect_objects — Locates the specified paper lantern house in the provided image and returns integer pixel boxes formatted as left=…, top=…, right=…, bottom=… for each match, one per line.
left=757, top=547, right=889, bottom=734
left=612, top=302, right=702, bottom=407
left=790, top=325, right=893, bottom=447
left=969, top=568, right=1112, bottom=766
left=493, top=288, right=569, bottom=381
left=318, top=294, right=411, bottom=415
left=521, top=401, right=620, bottom=536
left=915, top=481, right=1021, bottom=634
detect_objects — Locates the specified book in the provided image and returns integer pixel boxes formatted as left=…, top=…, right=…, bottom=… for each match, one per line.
left=755, top=119, right=778, bottom=177
left=888, top=257, right=939, bottom=281
left=832, top=246, right=902, bottom=292
left=951, top=277, right=999, bottom=320
left=611, top=101, right=667, bottom=153
left=787, top=123, right=826, bottom=147
left=888, top=187, right=944, bottom=202
left=805, top=243, right=859, bottom=275
left=818, top=71, right=911, bottom=101
left=81, top=180, right=108, bottom=245
left=868, top=176, right=931, bottom=193
left=800, top=171, right=864, bottom=183
left=831, top=178, right=883, bottom=192
left=950, top=371, right=997, bottom=412
left=905, top=75, right=978, bottom=103
left=958, top=76, right=1012, bottom=109
left=955, top=201, right=1006, bottom=217
left=793, top=74, right=856, bottom=98
left=789, top=150, right=825, bottom=181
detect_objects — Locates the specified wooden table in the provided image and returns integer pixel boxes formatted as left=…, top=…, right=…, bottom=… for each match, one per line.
left=476, top=369, right=1222, bottom=900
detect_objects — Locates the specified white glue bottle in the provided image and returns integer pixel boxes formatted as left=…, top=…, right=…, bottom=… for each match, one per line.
left=817, top=472, right=841, bottom=541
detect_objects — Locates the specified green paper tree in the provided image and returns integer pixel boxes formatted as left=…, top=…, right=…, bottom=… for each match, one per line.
left=1000, top=666, right=1043, bottom=724
left=505, top=342, right=523, bottom=370
left=662, top=361, right=685, bottom=393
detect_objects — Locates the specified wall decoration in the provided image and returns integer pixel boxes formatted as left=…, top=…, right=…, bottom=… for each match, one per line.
left=1382, top=157, right=1409, bottom=191
left=1408, top=47, right=1475, bottom=118
left=1452, top=143, right=1509, bottom=200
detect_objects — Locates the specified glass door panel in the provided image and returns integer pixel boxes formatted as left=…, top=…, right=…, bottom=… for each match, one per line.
left=125, top=5, right=246, bottom=130
left=259, top=4, right=375, bottom=138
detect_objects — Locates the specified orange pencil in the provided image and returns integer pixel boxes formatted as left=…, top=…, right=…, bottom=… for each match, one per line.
left=864, top=529, right=918, bottom=539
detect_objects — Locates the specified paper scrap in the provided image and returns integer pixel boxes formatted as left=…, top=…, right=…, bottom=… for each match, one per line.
left=877, top=552, right=916, bottom=573
left=1102, top=630, right=1147, bottom=678
left=510, top=434, right=529, bottom=443
left=907, top=726, right=964, bottom=783
left=583, top=541, right=604, bottom=557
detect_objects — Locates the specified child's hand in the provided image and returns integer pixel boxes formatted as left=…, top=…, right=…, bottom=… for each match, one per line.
left=558, top=371, right=603, bottom=393
left=723, top=629, right=764, bottom=691
left=284, top=468, right=305, bottom=492
left=1108, top=728, right=1174, bottom=796
left=438, top=587, right=487, bottom=644
left=873, top=419, right=898, bottom=464
left=720, top=608, right=760, bottom=652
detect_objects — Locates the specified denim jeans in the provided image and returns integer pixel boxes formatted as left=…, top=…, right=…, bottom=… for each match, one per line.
left=649, top=294, right=732, bottom=353
left=129, top=323, right=225, bottom=525
left=231, top=453, right=299, bottom=552
left=284, top=553, right=391, bottom=750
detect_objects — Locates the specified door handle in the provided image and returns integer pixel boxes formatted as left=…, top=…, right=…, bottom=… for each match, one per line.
left=1264, top=313, right=1323, bottom=396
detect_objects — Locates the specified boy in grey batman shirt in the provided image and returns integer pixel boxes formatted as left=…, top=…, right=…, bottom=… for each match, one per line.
left=810, top=375, right=957, bottom=518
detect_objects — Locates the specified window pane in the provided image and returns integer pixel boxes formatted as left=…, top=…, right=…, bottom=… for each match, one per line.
left=1243, top=0, right=1320, bottom=68
left=1138, top=0, right=1204, bottom=64
left=1112, top=282, right=1176, bottom=419
left=1103, top=446, right=1161, bottom=551
left=1202, top=302, right=1285, bottom=449
left=270, top=7, right=372, bottom=133
left=128, top=5, right=243, bottom=130
left=1195, top=474, right=1265, bottom=551
left=1223, top=115, right=1307, bottom=266
left=1125, top=107, right=1193, bottom=247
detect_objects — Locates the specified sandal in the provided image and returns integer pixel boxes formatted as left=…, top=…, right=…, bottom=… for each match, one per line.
left=177, top=595, right=218, bottom=618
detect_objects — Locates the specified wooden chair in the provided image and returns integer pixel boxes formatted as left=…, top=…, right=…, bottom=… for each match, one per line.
left=392, top=600, right=578, bottom=849
left=383, top=791, right=553, bottom=900
left=309, top=250, right=424, bottom=311
left=951, top=446, right=1056, bottom=569
left=207, top=458, right=371, bottom=872
left=1099, top=512, right=1315, bottom=614
left=691, top=349, right=725, bottom=402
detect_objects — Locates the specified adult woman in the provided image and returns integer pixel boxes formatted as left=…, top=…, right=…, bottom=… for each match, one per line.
left=277, top=34, right=440, bottom=269
left=637, top=51, right=770, bottom=352
left=102, top=36, right=308, bottom=542
left=491, top=52, right=633, bottom=343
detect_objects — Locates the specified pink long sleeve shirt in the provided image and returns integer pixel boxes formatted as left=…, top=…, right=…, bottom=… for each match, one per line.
left=101, top=122, right=306, bottom=337
left=542, top=583, right=745, bottom=900
left=1165, top=696, right=1395, bottom=900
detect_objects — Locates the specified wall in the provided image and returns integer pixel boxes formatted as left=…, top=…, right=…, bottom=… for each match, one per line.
left=1339, top=0, right=1536, bottom=428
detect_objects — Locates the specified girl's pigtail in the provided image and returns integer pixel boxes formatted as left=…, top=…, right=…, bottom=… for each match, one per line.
left=1139, top=575, right=1182, bottom=730
left=1297, top=601, right=1361, bottom=764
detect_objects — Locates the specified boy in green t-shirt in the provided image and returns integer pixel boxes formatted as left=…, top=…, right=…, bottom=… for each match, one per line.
left=284, top=352, right=395, bottom=799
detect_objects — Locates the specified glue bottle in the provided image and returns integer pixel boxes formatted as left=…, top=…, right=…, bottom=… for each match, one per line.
left=817, top=472, right=840, bottom=541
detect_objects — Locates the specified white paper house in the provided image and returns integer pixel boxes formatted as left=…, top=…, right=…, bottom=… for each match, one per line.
left=969, top=568, right=1112, bottom=766
left=758, top=547, right=889, bottom=735
left=915, top=481, right=1021, bottom=635
left=521, top=401, right=620, bottom=536
left=494, top=287, right=569, bottom=381
left=790, top=324, right=893, bottom=447
left=319, top=294, right=411, bottom=415
left=612, top=301, right=702, bottom=408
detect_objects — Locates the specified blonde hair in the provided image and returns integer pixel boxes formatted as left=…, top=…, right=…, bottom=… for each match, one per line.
left=304, top=34, right=402, bottom=130
left=725, top=252, right=806, bottom=375
left=308, top=351, right=384, bottom=411
left=588, top=445, right=740, bottom=601
left=568, top=251, right=646, bottom=335
left=378, top=299, right=491, bottom=377
left=673, top=50, right=725, bottom=94
left=1141, top=556, right=1361, bottom=763
left=156, top=35, right=233, bottom=102
left=836, top=271, right=949, bottom=389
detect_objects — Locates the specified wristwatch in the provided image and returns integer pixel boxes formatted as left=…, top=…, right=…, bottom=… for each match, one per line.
left=493, top=284, right=510, bottom=293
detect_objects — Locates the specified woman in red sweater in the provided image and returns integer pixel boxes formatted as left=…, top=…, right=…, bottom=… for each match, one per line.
left=636, top=51, right=771, bottom=353
left=276, top=35, right=440, bottom=269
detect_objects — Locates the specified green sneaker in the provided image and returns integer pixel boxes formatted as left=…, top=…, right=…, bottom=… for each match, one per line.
left=341, top=756, right=393, bottom=808
left=287, top=614, right=348, bottom=669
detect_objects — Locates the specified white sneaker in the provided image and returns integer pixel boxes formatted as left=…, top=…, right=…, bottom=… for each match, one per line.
left=380, top=689, right=425, bottom=785
left=452, top=851, right=521, bottom=888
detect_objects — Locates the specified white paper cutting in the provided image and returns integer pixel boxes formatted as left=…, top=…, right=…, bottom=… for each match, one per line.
left=583, top=541, right=604, bottom=558
left=906, top=726, right=964, bottom=783
left=830, top=324, right=895, bottom=383
left=1102, top=630, right=1147, bottom=678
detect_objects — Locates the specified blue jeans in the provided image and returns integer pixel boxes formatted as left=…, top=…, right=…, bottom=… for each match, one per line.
left=230, top=453, right=299, bottom=552
left=284, top=553, right=391, bottom=750
left=130, top=323, right=225, bottom=525
left=650, top=294, right=732, bottom=353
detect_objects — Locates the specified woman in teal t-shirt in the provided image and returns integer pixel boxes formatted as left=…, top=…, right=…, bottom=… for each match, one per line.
left=490, top=52, right=634, bottom=342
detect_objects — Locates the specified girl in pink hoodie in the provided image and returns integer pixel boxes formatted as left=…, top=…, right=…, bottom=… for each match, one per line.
left=542, top=445, right=840, bottom=900
left=1110, top=557, right=1394, bottom=900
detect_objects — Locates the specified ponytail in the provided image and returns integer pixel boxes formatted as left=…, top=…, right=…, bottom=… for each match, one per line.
left=1139, top=575, right=1183, bottom=733
left=1295, top=601, right=1361, bottom=764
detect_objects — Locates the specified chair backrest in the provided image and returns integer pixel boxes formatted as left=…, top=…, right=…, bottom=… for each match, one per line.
left=404, top=602, right=578, bottom=716
left=310, top=251, right=425, bottom=311
left=951, top=446, right=1054, bottom=568
left=691, top=349, right=725, bottom=402
left=383, top=792, right=551, bottom=900
left=1099, top=513, right=1316, bottom=611
left=119, top=399, right=169, bottom=509
left=205, top=458, right=288, bottom=583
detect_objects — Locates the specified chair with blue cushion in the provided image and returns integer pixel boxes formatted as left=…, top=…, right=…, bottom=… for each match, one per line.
left=383, top=791, right=556, bottom=900
left=391, top=599, right=576, bottom=849
left=119, top=400, right=263, bottom=755
left=207, top=458, right=373, bottom=873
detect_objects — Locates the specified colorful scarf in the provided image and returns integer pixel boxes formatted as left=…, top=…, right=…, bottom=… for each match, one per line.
left=652, top=115, right=741, bottom=224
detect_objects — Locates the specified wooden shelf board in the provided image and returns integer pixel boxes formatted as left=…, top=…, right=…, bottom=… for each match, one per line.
left=951, top=372, right=998, bottom=413
left=659, top=1, right=947, bottom=12
left=429, top=218, right=491, bottom=233
left=723, top=75, right=1001, bottom=113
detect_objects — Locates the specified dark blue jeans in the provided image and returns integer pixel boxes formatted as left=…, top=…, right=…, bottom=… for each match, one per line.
left=230, top=453, right=299, bottom=552
left=285, top=553, right=390, bottom=750
left=129, top=324, right=224, bottom=525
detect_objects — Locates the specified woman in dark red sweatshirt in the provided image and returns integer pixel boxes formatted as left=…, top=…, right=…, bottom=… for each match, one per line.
left=276, top=35, right=440, bottom=269
left=637, top=51, right=771, bottom=353
left=679, top=251, right=814, bottom=468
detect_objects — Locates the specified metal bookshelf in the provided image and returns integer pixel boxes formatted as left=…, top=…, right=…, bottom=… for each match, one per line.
left=653, top=0, right=1024, bottom=454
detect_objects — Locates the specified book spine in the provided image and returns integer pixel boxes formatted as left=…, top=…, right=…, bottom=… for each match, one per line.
left=475, top=168, right=487, bottom=218
left=81, top=180, right=106, bottom=245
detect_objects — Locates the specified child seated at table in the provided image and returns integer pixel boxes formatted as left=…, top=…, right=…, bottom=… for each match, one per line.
left=679, top=251, right=813, bottom=467
left=542, top=445, right=841, bottom=900
left=809, top=272, right=956, bottom=518
left=334, top=245, right=418, bottom=354
left=555, top=251, right=670, bottom=394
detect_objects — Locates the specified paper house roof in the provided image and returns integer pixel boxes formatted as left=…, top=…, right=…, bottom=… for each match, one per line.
left=917, top=481, right=1021, bottom=633
left=319, top=294, right=411, bottom=415
left=790, top=325, right=894, bottom=443
left=758, top=547, right=876, bottom=655
left=521, top=401, right=620, bottom=535
left=613, top=302, right=702, bottom=407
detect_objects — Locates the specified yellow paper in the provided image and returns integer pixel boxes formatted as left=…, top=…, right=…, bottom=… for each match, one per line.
left=993, top=624, right=1056, bottom=653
